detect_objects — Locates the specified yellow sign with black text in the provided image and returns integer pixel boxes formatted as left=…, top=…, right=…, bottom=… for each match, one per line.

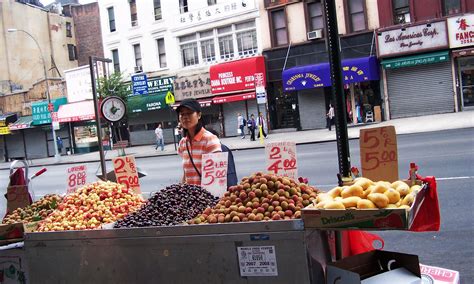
left=0, top=127, right=10, bottom=135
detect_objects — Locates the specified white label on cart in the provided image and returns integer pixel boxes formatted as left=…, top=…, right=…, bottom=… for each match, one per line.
left=237, top=246, right=278, bottom=277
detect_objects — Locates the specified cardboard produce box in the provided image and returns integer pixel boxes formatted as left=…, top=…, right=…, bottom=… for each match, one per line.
left=302, top=182, right=428, bottom=230
left=326, top=250, right=421, bottom=284
left=0, top=223, right=24, bottom=245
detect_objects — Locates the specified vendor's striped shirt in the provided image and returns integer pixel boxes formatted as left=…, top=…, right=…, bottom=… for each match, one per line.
left=177, top=128, right=222, bottom=185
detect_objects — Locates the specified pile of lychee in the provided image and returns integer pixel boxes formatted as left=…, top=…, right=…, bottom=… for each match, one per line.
left=189, top=172, right=320, bottom=224
left=309, top=177, right=422, bottom=210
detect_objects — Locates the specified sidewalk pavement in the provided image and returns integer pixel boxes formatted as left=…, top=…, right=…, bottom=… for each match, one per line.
left=1, top=111, right=473, bottom=170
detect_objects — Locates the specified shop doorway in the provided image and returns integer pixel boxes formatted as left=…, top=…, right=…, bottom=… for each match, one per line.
left=268, top=82, right=300, bottom=129
left=459, top=56, right=474, bottom=109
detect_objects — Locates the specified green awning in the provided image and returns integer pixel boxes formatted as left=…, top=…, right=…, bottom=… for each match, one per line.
left=9, top=116, right=33, bottom=130
left=381, top=51, right=450, bottom=69
left=127, top=93, right=169, bottom=114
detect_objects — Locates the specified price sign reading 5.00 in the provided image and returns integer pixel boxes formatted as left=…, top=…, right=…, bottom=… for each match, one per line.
left=66, top=165, right=87, bottom=194
left=113, top=155, right=141, bottom=194
left=360, top=126, right=399, bottom=182
left=265, top=142, right=298, bottom=180
left=201, top=152, right=228, bottom=198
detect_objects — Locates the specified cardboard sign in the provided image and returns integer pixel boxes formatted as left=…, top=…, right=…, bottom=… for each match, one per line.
left=66, top=165, right=87, bottom=194
left=201, top=152, right=228, bottom=197
left=113, top=155, right=141, bottom=194
left=265, top=142, right=298, bottom=179
left=360, top=126, right=399, bottom=182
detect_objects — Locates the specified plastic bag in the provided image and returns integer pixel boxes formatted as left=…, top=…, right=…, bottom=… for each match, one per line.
left=410, top=175, right=440, bottom=232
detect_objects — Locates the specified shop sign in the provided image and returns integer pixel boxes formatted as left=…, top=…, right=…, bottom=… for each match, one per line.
left=127, top=93, right=168, bottom=113
left=66, top=165, right=87, bottom=194
left=174, top=73, right=212, bottom=101
left=265, top=142, right=298, bottom=180
left=447, top=14, right=474, bottom=49
left=65, top=65, right=93, bottom=103
left=0, top=127, right=10, bottom=135
left=381, top=51, right=449, bottom=69
left=256, top=86, right=267, bottom=104
left=210, top=56, right=266, bottom=94
left=113, top=155, right=141, bottom=194
left=32, top=97, right=68, bottom=125
left=173, top=0, right=256, bottom=30
left=360, top=126, right=399, bottom=182
left=376, top=21, right=448, bottom=58
left=131, top=74, right=148, bottom=96
left=165, top=91, right=175, bottom=104
left=237, top=246, right=278, bottom=277
left=201, top=152, right=228, bottom=198
left=127, top=76, right=174, bottom=96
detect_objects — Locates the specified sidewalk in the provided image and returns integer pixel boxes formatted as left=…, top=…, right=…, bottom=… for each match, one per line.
left=1, top=111, right=473, bottom=169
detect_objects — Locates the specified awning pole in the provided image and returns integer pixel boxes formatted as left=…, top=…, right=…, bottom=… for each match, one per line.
left=282, top=42, right=292, bottom=71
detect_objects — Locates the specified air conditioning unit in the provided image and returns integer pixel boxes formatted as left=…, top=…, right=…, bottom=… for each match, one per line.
left=134, top=66, right=143, bottom=73
left=307, top=29, right=323, bottom=40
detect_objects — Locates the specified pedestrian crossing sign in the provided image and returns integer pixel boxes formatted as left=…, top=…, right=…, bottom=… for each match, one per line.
left=165, top=91, right=175, bottom=105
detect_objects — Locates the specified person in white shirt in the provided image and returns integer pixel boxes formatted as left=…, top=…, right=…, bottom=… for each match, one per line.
left=155, top=123, right=164, bottom=151
left=327, top=104, right=335, bottom=131
left=237, top=113, right=245, bottom=139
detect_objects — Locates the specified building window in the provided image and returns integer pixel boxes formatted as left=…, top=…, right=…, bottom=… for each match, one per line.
left=133, top=44, right=142, bottom=68
left=346, top=0, right=366, bottom=32
left=270, top=9, right=288, bottom=46
left=112, top=49, right=120, bottom=73
left=218, top=35, right=234, bottom=59
left=107, top=7, right=116, bottom=32
left=154, top=0, right=162, bottom=20
left=208, top=0, right=216, bottom=5
left=157, top=38, right=167, bottom=68
left=236, top=30, right=257, bottom=56
left=201, top=39, right=216, bottom=63
left=442, top=0, right=461, bottom=16
left=67, top=44, right=77, bottom=61
left=130, top=0, right=138, bottom=26
left=179, top=0, right=188, bottom=13
left=181, top=42, right=199, bottom=66
left=307, top=0, right=324, bottom=32
left=66, top=22, right=72, bottom=37
left=392, top=0, right=410, bottom=24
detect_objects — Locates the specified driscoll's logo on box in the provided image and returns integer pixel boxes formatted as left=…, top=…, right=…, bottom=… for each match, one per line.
left=321, top=212, right=355, bottom=225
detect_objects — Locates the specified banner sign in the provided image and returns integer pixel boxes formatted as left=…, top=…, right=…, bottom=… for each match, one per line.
left=131, top=74, right=148, bottom=96
left=66, top=165, right=87, bottom=194
left=201, top=152, right=228, bottom=198
left=32, top=97, right=68, bottom=125
left=174, top=73, right=212, bottom=101
left=447, top=14, right=474, bottom=49
left=127, top=76, right=174, bottom=96
left=265, top=142, right=298, bottom=180
left=113, top=155, right=141, bottom=194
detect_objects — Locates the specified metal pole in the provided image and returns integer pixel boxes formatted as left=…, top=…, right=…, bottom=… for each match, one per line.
left=89, top=56, right=107, bottom=180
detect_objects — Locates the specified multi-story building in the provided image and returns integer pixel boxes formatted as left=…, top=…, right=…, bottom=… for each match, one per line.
left=98, top=0, right=265, bottom=144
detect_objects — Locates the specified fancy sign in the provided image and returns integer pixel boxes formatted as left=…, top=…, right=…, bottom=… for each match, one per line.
left=447, top=14, right=474, bottom=48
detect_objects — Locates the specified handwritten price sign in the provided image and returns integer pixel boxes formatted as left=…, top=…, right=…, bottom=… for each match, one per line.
left=201, top=152, right=228, bottom=198
left=360, top=126, right=399, bottom=182
left=265, top=142, right=298, bottom=179
left=66, top=165, right=87, bottom=194
left=113, top=155, right=141, bottom=194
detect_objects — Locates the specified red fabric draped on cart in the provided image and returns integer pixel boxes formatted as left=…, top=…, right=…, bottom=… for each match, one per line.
left=409, top=175, right=440, bottom=232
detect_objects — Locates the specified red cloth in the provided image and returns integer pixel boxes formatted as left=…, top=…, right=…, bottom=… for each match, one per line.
left=346, top=230, right=385, bottom=256
left=409, top=175, right=440, bottom=232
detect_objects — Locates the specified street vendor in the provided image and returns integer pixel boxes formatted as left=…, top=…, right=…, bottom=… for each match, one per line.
left=176, top=98, right=222, bottom=185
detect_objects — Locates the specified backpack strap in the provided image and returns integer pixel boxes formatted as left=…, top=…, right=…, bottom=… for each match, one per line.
left=186, top=140, right=201, bottom=177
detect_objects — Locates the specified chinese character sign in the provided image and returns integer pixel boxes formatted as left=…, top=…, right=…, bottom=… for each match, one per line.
left=201, top=152, right=228, bottom=198
left=113, top=156, right=141, bottom=194
left=265, top=142, right=297, bottom=179
left=360, top=126, right=399, bottom=182
left=66, top=165, right=87, bottom=194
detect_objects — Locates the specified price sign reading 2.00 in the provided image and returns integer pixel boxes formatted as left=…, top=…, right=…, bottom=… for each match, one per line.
left=113, top=155, right=141, bottom=194
left=360, top=126, right=399, bottom=182
left=201, top=152, right=228, bottom=198
left=66, top=165, right=87, bottom=194
left=265, top=142, right=298, bottom=180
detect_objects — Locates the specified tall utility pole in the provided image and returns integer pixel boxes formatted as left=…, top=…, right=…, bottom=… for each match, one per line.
left=7, top=29, right=61, bottom=162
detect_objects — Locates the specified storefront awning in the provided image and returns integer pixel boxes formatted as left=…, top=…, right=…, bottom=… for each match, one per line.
left=282, top=56, right=380, bottom=92
left=127, top=93, right=169, bottom=114
left=57, top=100, right=95, bottom=123
left=9, top=116, right=33, bottom=130
left=212, top=92, right=256, bottom=104
left=381, top=51, right=449, bottom=69
left=0, top=113, right=18, bottom=126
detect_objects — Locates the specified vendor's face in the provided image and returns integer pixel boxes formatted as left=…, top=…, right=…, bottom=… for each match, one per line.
left=179, top=107, right=201, bottom=130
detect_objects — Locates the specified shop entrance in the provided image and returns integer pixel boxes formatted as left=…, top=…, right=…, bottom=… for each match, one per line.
left=268, top=82, right=300, bottom=129
left=459, top=56, right=474, bottom=109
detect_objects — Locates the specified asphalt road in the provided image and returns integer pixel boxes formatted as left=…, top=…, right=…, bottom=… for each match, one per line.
left=0, top=128, right=473, bottom=282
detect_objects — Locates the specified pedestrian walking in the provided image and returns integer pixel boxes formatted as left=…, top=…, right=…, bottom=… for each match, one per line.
left=56, top=136, right=63, bottom=155
left=155, top=123, right=164, bottom=151
left=175, top=122, right=183, bottom=143
left=257, top=112, right=268, bottom=139
left=327, top=104, right=335, bottom=131
left=237, top=113, right=246, bottom=139
left=248, top=114, right=256, bottom=141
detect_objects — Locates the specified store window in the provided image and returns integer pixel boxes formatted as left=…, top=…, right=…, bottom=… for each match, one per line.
left=74, top=125, right=98, bottom=147
left=157, top=38, right=167, bottom=68
left=107, top=7, right=116, bottom=32
left=392, top=0, right=410, bottom=24
left=179, top=0, right=188, bottom=13
left=270, top=9, right=288, bottom=46
left=154, top=0, right=162, bottom=20
left=133, top=44, right=142, bottom=68
left=130, top=0, right=138, bottom=26
left=307, top=0, right=324, bottom=32
left=346, top=0, right=366, bottom=32
left=459, top=57, right=474, bottom=108
left=66, top=22, right=72, bottom=37
left=442, top=0, right=461, bottom=16
left=67, top=44, right=77, bottom=61
left=111, top=49, right=120, bottom=73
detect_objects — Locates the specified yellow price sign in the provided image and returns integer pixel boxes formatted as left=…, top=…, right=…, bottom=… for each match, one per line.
left=165, top=91, right=175, bottom=105
left=0, top=127, right=11, bottom=135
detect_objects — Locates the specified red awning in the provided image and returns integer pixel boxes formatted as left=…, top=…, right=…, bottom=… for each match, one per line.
left=212, top=92, right=256, bottom=104
left=57, top=100, right=95, bottom=123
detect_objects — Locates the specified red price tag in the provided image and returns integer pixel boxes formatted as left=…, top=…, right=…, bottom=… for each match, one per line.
left=360, top=126, right=398, bottom=182
left=113, top=155, right=141, bottom=194
left=201, top=152, right=228, bottom=197
left=66, top=165, right=87, bottom=194
left=265, top=142, right=298, bottom=179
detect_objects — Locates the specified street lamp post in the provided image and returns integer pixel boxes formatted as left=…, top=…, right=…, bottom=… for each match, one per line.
left=8, top=28, right=61, bottom=162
